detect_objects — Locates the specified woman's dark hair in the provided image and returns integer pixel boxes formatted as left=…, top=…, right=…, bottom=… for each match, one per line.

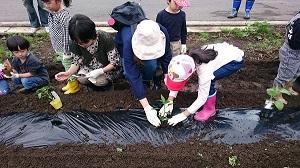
left=6, top=36, right=30, bottom=51
left=41, top=0, right=72, bottom=7
left=68, top=14, right=97, bottom=43
left=189, top=46, right=218, bottom=64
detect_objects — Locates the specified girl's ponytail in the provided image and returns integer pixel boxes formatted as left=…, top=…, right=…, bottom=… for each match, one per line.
left=189, top=46, right=218, bottom=64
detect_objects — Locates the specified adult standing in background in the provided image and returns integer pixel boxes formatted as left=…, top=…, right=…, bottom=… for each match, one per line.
left=23, top=0, right=49, bottom=33
left=227, top=0, right=255, bottom=20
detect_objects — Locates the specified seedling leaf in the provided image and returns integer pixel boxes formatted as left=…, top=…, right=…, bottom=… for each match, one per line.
left=228, top=155, right=238, bottom=167
left=160, top=95, right=166, bottom=104
left=266, top=88, right=278, bottom=97
left=274, top=100, right=284, bottom=111
left=116, top=147, right=123, bottom=153
left=38, top=93, right=42, bottom=99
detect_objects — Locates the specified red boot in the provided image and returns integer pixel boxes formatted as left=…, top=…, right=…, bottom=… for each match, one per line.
left=194, top=94, right=217, bottom=121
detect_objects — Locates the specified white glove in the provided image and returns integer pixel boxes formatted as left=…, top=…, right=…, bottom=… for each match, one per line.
left=88, top=77, right=97, bottom=84
left=11, top=72, right=20, bottom=78
left=144, top=105, right=161, bottom=127
left=86, top=68, right=104, bottom=79
left=168, top=113, right=187, bottom=126
left=159, top=100, right=173, bottom=117
left=181, top=44, right=187, bottom=54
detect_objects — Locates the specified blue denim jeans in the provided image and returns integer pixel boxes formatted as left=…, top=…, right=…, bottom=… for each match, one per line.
left=23, top=0, right=49, bottom=28
left=12, top=77, right=48, bottom=90
left=209, top=60, right=244, bottom=96
left=122, top=58, right=158, bottom=81
left=0, top=80, right=11, bottom=95
left=232, top=0, right=255, bottom=11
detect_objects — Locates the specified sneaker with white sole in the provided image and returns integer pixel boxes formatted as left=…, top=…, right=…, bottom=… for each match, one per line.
left=30, top=27, right=39, bottom=34
left=44, top=27, right=49, bottom=33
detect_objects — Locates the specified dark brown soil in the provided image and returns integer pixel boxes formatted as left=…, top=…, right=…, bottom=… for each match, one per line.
left=0, top=28, right=300, bottom=167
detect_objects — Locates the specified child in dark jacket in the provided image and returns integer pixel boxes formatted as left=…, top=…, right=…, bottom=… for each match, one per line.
left=156, top=0, right=190, bottom=56
left=6, top=35, right=49, bottom=93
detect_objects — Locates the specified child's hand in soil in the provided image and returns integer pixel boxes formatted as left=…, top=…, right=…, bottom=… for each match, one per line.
left=168, top=112, right=188, bottom=126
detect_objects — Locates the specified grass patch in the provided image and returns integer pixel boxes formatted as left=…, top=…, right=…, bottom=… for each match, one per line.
left=198, top=32, right=210, bottom=42
left=221, top=21, right=283, bottom=52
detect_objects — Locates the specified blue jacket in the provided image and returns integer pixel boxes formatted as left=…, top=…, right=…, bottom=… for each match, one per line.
left=115, top=24, right=172, bottom=100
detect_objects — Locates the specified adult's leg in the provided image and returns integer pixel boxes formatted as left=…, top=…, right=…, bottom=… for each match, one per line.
left=37, top=0, right=49, bottom=27
left=273, top=43, right=300, bottom=102
left=244, top=0, right=255, bottom=19
left=23, top=0, right=40, bottom=28
left=228, top=0, right=242, bottom=18
left=274, top=44, right=300, bottom=87
left=245, top=0, right=255, bottom=11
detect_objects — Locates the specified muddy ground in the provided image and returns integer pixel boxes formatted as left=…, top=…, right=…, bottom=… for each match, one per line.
left=0, top=27, right=300, bottom=167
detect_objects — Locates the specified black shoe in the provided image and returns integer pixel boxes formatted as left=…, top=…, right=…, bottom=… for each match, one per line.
left=227, top=10, right=238, bottom=19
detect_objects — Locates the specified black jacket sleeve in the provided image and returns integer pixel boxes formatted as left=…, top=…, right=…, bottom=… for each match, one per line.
left=287, top=18, right=300, bottom=50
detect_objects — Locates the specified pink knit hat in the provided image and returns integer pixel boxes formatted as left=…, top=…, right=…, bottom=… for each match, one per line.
left=165, top=55, right=195, bottom=91
left=174, top=0, right=191, bottom=7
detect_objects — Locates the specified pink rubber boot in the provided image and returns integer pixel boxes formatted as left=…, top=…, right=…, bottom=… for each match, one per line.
left=194, top=94, right=217, bottom=121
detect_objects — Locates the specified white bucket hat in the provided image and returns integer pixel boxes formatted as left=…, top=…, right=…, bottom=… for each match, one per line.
left=132, top=20, right=166, bottom=60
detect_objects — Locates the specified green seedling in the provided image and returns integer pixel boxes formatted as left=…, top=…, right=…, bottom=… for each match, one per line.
left=266, top=87, right=291, bottom=111
left=228, top=155, right=238, bottom=167
left=116, top=147, right=123, bottom=153
left=36, top=85, right=55, bottom=101
left=36, top=85, right=63, bottom=110
left=158, top=95, right=173, bottom=122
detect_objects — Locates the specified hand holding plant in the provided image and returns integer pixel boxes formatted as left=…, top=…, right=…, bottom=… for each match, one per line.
left=158, top=95, right=173, bottom=122
left=266, top=87, right=291, bottom=111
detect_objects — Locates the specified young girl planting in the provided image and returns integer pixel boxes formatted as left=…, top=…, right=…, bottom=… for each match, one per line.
left=160, top=42, right=244, bottom=126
